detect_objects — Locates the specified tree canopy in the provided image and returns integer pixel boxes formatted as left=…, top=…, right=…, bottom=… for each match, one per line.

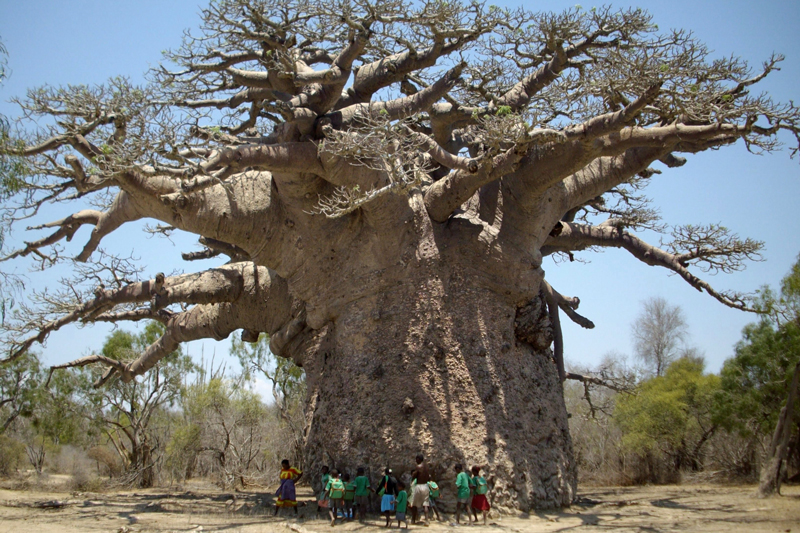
left=1, top=0, right=793, bottom=376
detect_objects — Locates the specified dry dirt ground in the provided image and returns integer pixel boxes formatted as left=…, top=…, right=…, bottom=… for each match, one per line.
left=0, top=479, right=798, bottom=533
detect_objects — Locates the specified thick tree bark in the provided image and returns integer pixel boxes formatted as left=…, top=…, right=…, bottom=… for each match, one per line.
left=288, top=255, right=575, bottom=511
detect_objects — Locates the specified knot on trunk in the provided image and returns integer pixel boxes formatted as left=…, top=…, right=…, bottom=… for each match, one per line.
left=514, top=294, right=553, bottom=350
left=402, top=397, right=415, bottom=414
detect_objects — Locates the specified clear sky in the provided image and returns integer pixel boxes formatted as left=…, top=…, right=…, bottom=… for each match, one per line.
left=1, top=0, right=798, bottom=377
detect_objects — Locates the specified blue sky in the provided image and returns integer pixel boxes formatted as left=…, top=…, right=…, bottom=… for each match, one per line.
left=1, top=0, right=798, bottom=376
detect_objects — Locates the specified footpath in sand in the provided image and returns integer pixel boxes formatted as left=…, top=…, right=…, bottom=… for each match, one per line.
left=0, top=482, right=798, bottom=533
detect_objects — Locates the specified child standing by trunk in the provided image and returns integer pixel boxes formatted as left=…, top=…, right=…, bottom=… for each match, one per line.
left=426, top=480, right=441, bottom=522
left=454, top=464, right=472, bottom=525
left=354, top=467, right=373, bottom=521
left=470, top=465, right=491, bottom=525
left=393, top=480, right=409, bottom=529
left=342, top=472, right=356, bottom=520
left=317, top=465, right=331, bottom=517
left=326, top=469, right=346, bottom=527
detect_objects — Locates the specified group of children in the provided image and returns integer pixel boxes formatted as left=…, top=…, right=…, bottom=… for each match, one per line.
left=316, top=466, right=376, bottom=526
left=306, top=462, right=490, bottom=527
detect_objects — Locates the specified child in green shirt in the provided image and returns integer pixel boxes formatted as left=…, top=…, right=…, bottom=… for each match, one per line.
left=325, top=469, right=346, bottom=527
left=392, top=480, right=409, bottom=529
left=342, top=473, right=356, bottom=520
left=470, top=465, right=491, bottom=525
left=426, top=480, right=441, bottom=522
left=454, top=463, right=472, bottom=525
left=353, top=467, right=373, bottom=521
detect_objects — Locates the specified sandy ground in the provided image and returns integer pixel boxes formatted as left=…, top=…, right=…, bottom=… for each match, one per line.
left=0, top=480, right=798, bottom=533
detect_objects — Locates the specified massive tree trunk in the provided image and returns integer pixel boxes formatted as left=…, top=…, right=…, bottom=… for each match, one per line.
left=299, top=271, right=575, bottom=510
left=272, top=197, right=576, bottom=510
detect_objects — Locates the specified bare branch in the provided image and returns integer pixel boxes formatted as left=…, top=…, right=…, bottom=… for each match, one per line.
left=2, top=264, right=285, bottom=364
left=544, top=221, right=759, bottom=311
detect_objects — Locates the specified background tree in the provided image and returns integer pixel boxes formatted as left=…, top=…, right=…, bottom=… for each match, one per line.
left=565, top=352, right=637, bottom=484
left=172, top=372, right=275, bottom=489
left=63, top=322, right=195, bottom=487
left=232, top=333, right=306, bottom=468
left=13, top=364, right=89, bottom=475
left=631, top=297, right=690, bottom=377
left=1, top=0, right=796, bottom=509
left=615, top=356, right=720, bottom=482
left=0, top=37, right=26, bottom=323
left=0, top=351, right=39, bottom=433
left=718, top=255, right=800, bottom=496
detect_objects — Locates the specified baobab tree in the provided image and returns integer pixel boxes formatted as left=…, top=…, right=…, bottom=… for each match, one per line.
left=1, top=0, right=797, bottom=510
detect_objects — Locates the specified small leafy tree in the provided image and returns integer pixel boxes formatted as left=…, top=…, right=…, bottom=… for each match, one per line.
left=0, top=38, right=26, bottom=323
left=716, top=256, right=800, bottom=495
left=0, top=351, right=39, bottom=433
left=730, top=255, right=800, bottom=497
left=0, top=353, right=88, bottom=475
left=68, top=322, right=194, bottom=487
left=616, top=357, right=720, bottom=481
left=715, top=321, right=797, bottom=442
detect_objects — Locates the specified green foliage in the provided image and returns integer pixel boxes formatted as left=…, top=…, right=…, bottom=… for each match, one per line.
left=495, top=105, right=512, bottom=117
left=715, top=254, right=800, bottom=439
left=616, top=357, right=720, bottom=469
left=231, top=333, right=305, bottom=409
left=0, top=39, right=28, bottom=318
left=0, top=39, right=27, bottom=199
left=0, top=351, right=41, bottom=433
left=71, top=322, right=195, bottom=486
left=32, top=368, right=89, bottom=447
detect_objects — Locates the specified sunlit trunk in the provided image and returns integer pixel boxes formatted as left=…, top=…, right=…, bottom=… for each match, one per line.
left=297, top=263, right=576, bottom=511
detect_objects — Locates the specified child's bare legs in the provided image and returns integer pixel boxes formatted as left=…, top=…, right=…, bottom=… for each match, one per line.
left=329, top=506, right=336, bottom=526
left=483, top=509, right=488, bottom=525
left=455, top=502, right=463, bottom=524
left=384, top=511, right=391, bottom=527
left=431, top=502, right=440, bottom=521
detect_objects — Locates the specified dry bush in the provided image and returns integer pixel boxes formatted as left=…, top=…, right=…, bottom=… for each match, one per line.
left=69, top=466, right=106, bottom=492
left=51, top=445, right=91, bottom=475
left=87, top=445, right=122, bottom=479
left=0, top=434, right=26, bottom=476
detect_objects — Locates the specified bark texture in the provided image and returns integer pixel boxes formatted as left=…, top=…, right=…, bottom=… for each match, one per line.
left=758, top=359, right=800, bottom=497
left=297, top=254, right=574, bottom=511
